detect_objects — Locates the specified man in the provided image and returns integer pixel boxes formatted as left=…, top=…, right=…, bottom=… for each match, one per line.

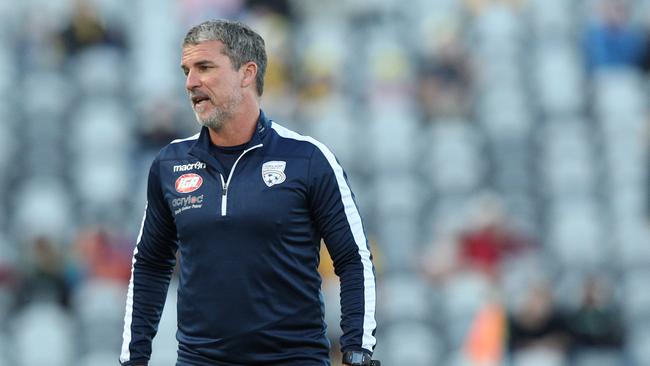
left=120, top=20, right=378, bottom=366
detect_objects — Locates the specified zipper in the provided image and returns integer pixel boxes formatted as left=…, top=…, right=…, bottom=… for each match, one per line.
left=219, top=144, right=263, bottom=216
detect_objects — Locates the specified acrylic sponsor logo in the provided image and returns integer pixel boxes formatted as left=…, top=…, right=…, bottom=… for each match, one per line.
left=175, top=173, right=203, bottom=193
left=173, top=161, right=206, bottom=172
left=171, top=194, right=204, bottom=207
left=172, top=194, right=204, bottom=215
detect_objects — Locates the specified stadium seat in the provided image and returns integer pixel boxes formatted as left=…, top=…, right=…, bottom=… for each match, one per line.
left=0, top=331, right=10, bottom=366
left=478, top=90, right=532, bottom=139
left=77, top=350, right=122, bottom=366
left=380, top=272, right=434, bottom=323
left=572, top=349, right=624, bottom=366
left=622, top=269, right=650, bottom=322
left=366, top=105, right=420, bottom=174
left=22, top=71, right=72, bottom=125
left=538, top=118, right=597, bottom=198
left=627, top=322, right=650, bottom=366
left=440, top=271, right=493, bottom=346
left=307, top=98, right=356, bottom=169
left=425, top=120, right=484, bottom=194
left=0, top=44, right=15, bottom=96
left=12, top=177, right=74, bottom=241
left=614, top=220, right=650, bottom=267
left=527, top=0, right=573, bottom=38
left=546, top=199, right=607, bottom=268
left=70, top=97, right=134, bottom=159
left=73, top=279, right=128, bottom=353
left=382, top=321, right=442, bottom=366
left=11, top=302, right=74, bottom=366
left=473, top=3, right=524, bottom=58
left=593, top=69, right=645, bottom=120
left=149, top=280, right=179, bottom=366
left=511, top=347, right=566, bottom=366
left=72, top=159, right=130, bottom=221
left=0, top=114, right=15, bottom=174
left=533, top=41, right=584, bottom=115
left=374, top=217, right=421, bottom=270
left=129, top=0, right=184, bottom=102
left=74, top=46, right=125, bottom=97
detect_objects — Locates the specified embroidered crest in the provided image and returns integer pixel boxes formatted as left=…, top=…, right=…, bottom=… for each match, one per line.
left=262, top=161, right=286, bottom=187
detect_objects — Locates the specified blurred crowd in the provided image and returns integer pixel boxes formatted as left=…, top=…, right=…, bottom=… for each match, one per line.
left=0, top=0, right=650, bottom=365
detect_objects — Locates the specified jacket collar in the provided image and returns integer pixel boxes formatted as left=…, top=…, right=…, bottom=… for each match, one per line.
left=187, top=109, right=270, bottom=172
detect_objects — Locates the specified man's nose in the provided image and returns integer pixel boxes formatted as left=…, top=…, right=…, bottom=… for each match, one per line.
left=185, top=70, right=201, bottom=91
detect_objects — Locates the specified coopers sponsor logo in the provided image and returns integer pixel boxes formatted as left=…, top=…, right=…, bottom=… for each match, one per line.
left=175, top=173, right=203, bottom=193
left=173, top=161, right=206, bottom=172
left=171, top=194, right=204, bottom=215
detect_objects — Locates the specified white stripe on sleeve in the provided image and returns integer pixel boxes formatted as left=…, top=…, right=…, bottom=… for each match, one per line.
left=120, top=203, right=147, bottom=363
left=271, top=123, right=377, bottom=350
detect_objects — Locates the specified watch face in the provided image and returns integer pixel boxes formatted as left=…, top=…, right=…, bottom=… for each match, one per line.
left=352, top=353, right=364, bottom=364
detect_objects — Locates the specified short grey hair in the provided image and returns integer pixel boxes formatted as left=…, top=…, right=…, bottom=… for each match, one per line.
left=183, top=20, right=267, bottom=96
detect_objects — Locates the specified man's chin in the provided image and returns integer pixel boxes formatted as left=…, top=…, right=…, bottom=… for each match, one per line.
left=195, top=114, right=225, bottom=131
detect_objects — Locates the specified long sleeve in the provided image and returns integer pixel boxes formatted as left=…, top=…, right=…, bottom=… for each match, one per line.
left=308, top=147, right=377, bottom=355
left=120, top=158, right=179, bottom=365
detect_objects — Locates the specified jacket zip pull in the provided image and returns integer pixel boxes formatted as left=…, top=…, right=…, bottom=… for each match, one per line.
left=220, top=174, right=228, bottom=216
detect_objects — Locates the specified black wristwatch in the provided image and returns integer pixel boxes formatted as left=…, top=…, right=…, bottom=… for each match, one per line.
left=342, top=351, right=381, bottom=366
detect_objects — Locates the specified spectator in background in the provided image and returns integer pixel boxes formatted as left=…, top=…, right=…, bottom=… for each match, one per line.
left=507, top=280, right=570, bottom=361
left=73, top=227, right=133, bottom=285
left=584, top=0, right=646, bottom=74
left=639, top=17, right=650, bottom=72
left=417, top=31, right=472, bottom=120
left=246, top=0, right=293, bottom=18
left=14, top=236, right=72, bottom=310
left=56, top=0, right=125, bottom=57
left=421, top=193, right=532, bottom=282
left=455, top=194, right=531, bottom=280
left=566, top=275, right=625, bottom=355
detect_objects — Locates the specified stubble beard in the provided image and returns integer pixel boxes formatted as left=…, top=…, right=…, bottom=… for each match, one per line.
left=194, top=90, right=243, bottom=131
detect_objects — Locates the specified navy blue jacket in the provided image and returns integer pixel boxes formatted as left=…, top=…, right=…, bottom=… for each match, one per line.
left=120, top=112, right=377, bottom=366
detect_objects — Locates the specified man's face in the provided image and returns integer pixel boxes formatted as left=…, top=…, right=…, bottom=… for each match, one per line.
left=181, top=40, right=243, bottom=130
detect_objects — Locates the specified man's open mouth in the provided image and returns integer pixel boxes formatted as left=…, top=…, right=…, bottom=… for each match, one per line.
left=191, top=95, right=210, bottom=107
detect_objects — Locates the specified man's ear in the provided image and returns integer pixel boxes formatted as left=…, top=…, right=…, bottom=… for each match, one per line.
left=241, top=61, right=258, bottom=89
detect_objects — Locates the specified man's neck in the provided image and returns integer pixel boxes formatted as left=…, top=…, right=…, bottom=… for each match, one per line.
left=207, top=101, right=260, bottom=147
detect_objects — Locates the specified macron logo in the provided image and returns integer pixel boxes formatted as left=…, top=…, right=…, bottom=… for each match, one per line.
left=173, top=161, right=206, bottom=173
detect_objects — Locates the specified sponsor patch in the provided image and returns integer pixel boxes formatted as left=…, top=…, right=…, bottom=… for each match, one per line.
left=175, top=173, right=203, bottom=193
left=172, top=194, right=204, bottom=215
left=262, top=161, right=286, bottom=187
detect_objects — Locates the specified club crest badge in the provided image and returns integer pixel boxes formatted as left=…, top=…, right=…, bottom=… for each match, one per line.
left=262, top=161, right=286, bottom=187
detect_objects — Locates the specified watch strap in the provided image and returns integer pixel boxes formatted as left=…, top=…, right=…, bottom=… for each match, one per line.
left=342, top=350, right=372, bottom=366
